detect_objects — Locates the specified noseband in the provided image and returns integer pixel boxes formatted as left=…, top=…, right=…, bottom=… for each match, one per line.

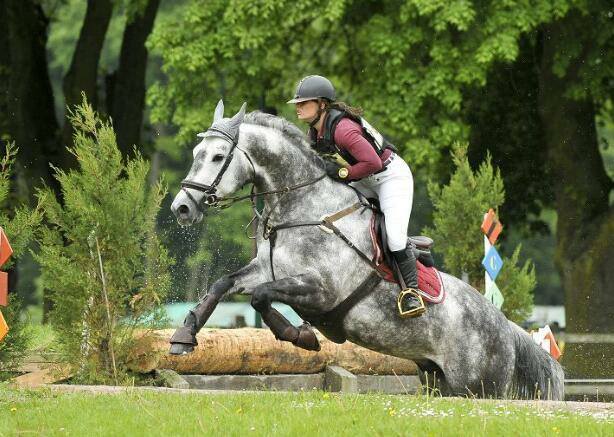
left=180, top=127, right=255, bottom=211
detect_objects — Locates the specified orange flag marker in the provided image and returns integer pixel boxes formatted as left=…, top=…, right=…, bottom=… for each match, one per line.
left=532, top=325, right=562, bottom=361
left=0, top=309, right=8, bottom=342
left=0, top=271, right=7, bottom=306
left=0, top=227, right=13, bottom=341
left=0, top=227, right=13, bottom=267
left=481, top=208, right=503, bottom=245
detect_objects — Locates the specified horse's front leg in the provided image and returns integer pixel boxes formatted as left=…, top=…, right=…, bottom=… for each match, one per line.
left=169, top=259, right=263, bottom=355
left=251, top=274, right=331, bottom=352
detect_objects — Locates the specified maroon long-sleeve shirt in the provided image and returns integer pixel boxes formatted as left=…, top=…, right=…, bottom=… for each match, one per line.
left=318, top=117, right=392, bottom=180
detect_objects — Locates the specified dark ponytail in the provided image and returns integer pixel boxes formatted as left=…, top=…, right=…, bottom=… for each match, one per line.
left=325, top=101, right=364, bottom=119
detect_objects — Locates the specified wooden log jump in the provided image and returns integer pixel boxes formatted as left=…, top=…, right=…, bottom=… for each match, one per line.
left=128, top=328, right=417, bottom=375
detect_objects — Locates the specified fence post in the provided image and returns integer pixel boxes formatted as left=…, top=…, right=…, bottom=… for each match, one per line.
left=481, top=209, right=504, bottom=309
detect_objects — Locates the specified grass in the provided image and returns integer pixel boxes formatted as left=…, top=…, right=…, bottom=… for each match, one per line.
left=27, top=323, right=57, bottom=354
left=0, top=386, right=612, bottom=436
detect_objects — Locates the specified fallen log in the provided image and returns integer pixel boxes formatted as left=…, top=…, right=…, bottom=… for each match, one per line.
left=128, top=328, right=417, bottom=375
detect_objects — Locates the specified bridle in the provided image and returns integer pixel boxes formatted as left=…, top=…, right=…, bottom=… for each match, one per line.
left=180, top=127, right=247, bottom=212
left=180, top=127, right=325, bottom=212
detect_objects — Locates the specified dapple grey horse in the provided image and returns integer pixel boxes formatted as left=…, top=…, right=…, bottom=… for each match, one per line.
left=169, top=101, right=564, bottom=399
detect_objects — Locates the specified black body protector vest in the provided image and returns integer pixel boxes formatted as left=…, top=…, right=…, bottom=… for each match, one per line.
left=309, top=109, right=398, bottom=166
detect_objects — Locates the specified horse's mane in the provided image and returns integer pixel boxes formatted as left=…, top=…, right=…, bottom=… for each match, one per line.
left=243, top=111, right=312, bottom=152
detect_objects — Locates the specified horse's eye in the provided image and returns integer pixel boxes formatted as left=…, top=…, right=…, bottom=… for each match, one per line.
left=212, top=154, right=224, bottom=162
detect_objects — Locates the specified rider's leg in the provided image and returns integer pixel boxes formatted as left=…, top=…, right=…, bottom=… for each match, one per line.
left=371, top=158, right=425, bottom=317
left=251, top=274, right=330, bottom=351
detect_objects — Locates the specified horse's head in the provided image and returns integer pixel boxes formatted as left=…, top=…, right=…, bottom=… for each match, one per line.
left=171, top=100, right=253, bottom=225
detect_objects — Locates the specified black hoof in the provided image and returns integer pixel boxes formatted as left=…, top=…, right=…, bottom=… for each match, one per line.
left=293, top=324, right=321, bottom=351
left=169, top=343, right=194, bottom=355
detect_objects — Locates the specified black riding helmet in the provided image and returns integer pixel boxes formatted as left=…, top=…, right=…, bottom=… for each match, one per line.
left=287, top=75, right=336, bottom=104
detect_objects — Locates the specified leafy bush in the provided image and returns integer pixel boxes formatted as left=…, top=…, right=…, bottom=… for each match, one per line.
left=34, top=99, right=172, bottom=384
left=424, top=144, right=534, bottom=323
left=0, top=143, right=41, bottom=379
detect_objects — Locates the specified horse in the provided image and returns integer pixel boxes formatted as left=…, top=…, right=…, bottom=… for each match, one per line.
left=168, top=100, right=564, bottom=399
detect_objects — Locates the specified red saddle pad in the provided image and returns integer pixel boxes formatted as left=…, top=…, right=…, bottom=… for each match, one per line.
left=369, top=216, right=445, bottom=304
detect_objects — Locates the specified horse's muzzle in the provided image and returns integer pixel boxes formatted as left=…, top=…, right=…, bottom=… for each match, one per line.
left=171, top=196, right=205, bottom=226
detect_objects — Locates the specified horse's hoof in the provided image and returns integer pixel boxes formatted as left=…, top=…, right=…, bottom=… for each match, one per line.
left=169, top=343, right=194, bottom=355
left=293, top=324, right=321, bottom=352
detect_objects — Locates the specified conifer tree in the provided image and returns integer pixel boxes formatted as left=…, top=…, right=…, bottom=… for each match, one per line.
left=34, top=98, right=171, bottom=384
left=424, top=144, right=534, bottom=323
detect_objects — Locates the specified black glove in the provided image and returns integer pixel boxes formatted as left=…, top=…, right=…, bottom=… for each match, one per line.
left=324, top=160, right=349, bottom=182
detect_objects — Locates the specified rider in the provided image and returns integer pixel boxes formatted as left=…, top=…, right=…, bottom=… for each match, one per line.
left=288, top=75, right=425, bottom=318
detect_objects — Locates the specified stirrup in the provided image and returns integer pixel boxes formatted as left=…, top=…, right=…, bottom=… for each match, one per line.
left=397, top=288, right=426, bottom=318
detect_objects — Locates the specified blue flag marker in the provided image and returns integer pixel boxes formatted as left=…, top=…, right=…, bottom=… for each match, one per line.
left=482, top=246, right=503, bottom=281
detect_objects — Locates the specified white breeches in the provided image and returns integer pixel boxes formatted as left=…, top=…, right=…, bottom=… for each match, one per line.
left=350, top=155, right=413, bottom=252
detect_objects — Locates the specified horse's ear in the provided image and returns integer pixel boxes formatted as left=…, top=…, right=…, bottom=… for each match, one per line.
left=228, top=102, right=247, bottom=131
left=213, top=99, right=224, bottom=122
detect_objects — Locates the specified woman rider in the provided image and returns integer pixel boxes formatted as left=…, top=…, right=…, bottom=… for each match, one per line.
left=288, top=75, right=425, bottom=318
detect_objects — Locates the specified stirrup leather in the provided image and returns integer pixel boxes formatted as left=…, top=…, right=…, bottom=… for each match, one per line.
left=397, top=288, right=426, bottom=318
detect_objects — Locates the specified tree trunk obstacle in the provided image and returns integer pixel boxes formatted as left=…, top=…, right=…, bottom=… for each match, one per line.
left=128, top=328, right=417, bottom=375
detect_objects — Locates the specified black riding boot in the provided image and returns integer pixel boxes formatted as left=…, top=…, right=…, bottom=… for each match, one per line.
left=392, top=248, right=426, bottom=318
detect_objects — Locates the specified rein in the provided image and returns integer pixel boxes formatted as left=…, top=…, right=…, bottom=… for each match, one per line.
left=180, top=126, right=326, bottom=211
left=217, top=174, right=326, bottom=210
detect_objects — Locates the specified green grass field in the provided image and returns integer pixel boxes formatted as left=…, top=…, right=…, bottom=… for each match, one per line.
left=1, top=386, right=612, bottom=436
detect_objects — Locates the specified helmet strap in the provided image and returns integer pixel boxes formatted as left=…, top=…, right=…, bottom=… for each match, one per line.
left=308, top=100, right=327, bottom=128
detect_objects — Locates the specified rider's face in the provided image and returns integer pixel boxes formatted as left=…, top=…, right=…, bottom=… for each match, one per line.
left=295, top=100, right=322, bottom=123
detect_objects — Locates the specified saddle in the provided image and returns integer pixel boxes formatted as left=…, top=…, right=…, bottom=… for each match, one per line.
left=368, top=200, right=445, bottom=304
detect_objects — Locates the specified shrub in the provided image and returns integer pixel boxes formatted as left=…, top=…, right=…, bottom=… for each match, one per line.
left=424, top=144, right=534, bottom=323
left=34, top=98, right=172, bottom=384
left=0, top=142, right=41, bottom=379
left=497, top=245, right=536, bottom=324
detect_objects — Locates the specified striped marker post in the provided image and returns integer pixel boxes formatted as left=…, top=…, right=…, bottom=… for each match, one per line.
left=481, top=209, right=504, bottom=309
left=0, top=227, right=13, bottom=342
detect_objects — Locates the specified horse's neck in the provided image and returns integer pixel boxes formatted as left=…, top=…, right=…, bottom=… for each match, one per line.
left=244, top=125, right=356, bottom=220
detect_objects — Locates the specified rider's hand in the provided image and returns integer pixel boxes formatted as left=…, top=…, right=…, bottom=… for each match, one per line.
left=324, top=160, right=349, bottom=182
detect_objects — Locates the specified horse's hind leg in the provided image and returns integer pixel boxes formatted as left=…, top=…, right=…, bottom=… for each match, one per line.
left=414, top=360, right=454, bottom=397
left=251, top=274, right=330, bottom=352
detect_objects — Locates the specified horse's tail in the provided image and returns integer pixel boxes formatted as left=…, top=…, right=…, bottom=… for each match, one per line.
left=509, top=321, right=565, bottom=400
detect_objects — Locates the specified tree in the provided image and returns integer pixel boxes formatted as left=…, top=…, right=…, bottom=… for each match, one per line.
left=34, top=100, right=171, bottom=384
left=0, top=0, right=162, bottom=184
left=0, top=0, right=62, bottom=194
left=108, top=0, right=161, bottom=155
left=537, top=8, right=613, bottom=377
left=424, top=145, right=534, bottom=323
left=150, top=0, right=613, bottom=376
left=0, top=0, right=163, bottom=321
